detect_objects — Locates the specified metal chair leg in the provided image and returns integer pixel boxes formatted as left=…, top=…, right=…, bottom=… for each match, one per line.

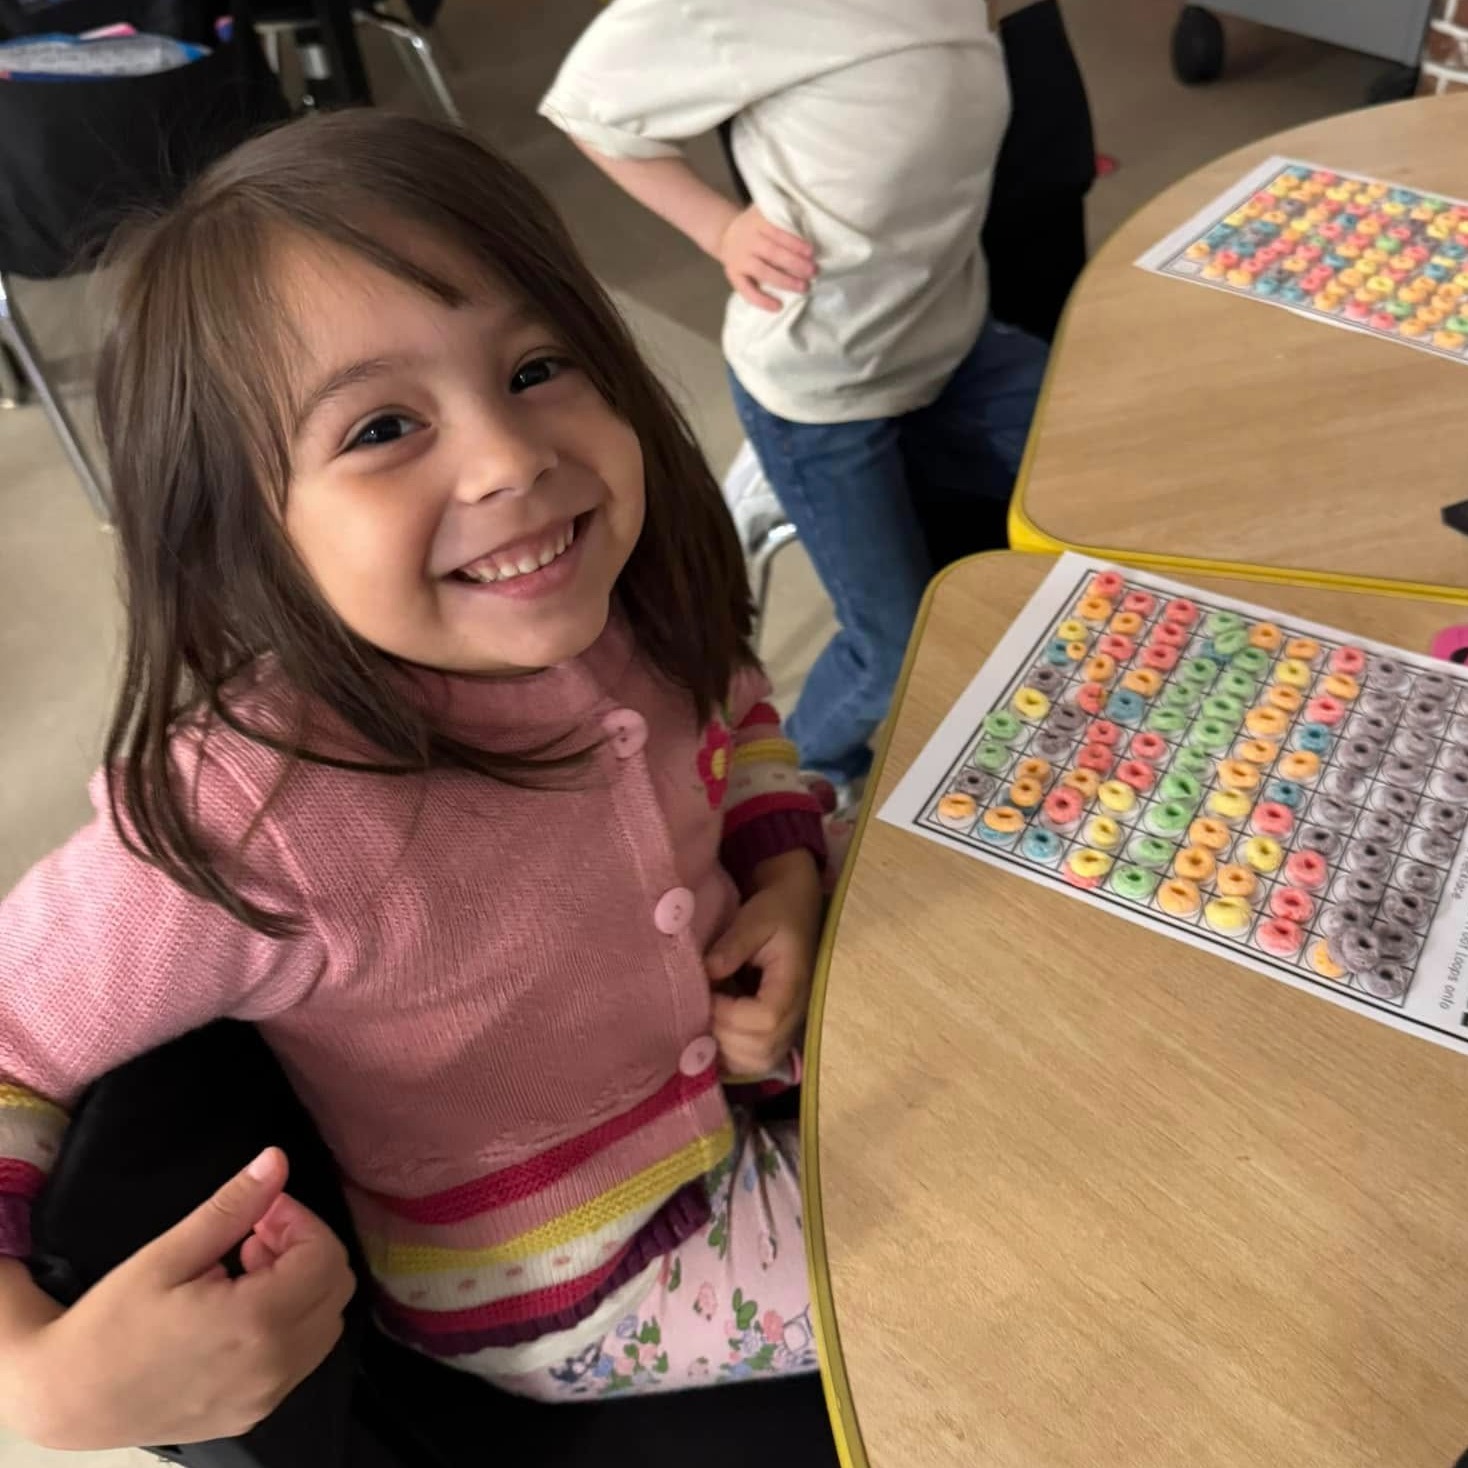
left=0, top=272, right=110, bottom=519
left=747, top=521, right=798, bottom=640
left=0, top=342, right=21, bottom=410
left=355, top=8, right=462, bottom=125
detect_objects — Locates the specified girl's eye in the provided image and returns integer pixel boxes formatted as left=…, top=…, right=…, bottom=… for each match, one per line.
left=510, top=357, right=568, bottom=394
left=348, top=413, right=420, bottom=451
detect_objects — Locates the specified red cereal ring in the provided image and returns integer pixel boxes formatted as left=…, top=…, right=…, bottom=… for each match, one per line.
left=1256, top=918, right=1304, bottom=957
left=1269, top=886, right=1315, bottom=924
left=1283, top=850, right=1327, bottom=889
left=1163, top=598, right=1199, bottom=626
left=1098, top=634, right=1135, bottom=661
left=1089, top=571, right=1126, bottom=599
left=1329, top=646, right=1367, bottom=676
left=1250, top=802, right=1293, bottom=836
left=1141, top=644, right=1180, bottom=672
left=1042, top=787, right=1084, bottom=828
left=1077, top=742, right=1114, bottom=774
left=1116, top=759, right=1156, bottom=793
left=1129, top=732, right=1168, bottom=763
left=1305, top=695, right=1345, bottom=726
left=1086, top=720, right=1122, bottom=747
left=1076, top=683, right=1107, bottom=715
left=1122, top=591, right=1156, bottom=616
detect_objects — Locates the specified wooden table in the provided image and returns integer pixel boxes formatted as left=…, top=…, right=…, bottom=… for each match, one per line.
left=1009, top=93, right=1468, bottom=602
left=803, top=552, right=1468, bottom=1468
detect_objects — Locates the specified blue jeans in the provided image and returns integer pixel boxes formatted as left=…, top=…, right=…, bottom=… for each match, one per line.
left=730, top=317, right=1047, bottom=783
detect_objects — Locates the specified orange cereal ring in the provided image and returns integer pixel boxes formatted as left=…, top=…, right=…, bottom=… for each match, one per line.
left=1235, top=738, right=1278, bottom=766
left=1308, top=940, right=1345, bottom=980
left=1173, top=845, right=1216, bottom=882
left=1109, top=611, right=1144, bottom=636
left=1216, top=759, right=1260, bottom=792
left=1083, top=654, right=1117, bottom=684
left=1121, top=668, right=1163, bottom=697
left=1323, top=672, right=1360, bottom=701
left=937, top=793, right=978, bottom=827
left=1284, top=636, right=1321, bottom=663
left=1009, top=777, right=1044, bottom=809
left=1244, top=706, right=1288, bottom=738
left=1278, top=750, right=1320, bottom=782
left=1076, top=595, right=1112, bottom=624
left=1248, top=622, right=1283, bottom=651
left=1062, top=768, right=1101, bottom=799
left=982, top=805, right=1025, bottom=836
left=1066, top=641, right=1089, bottom=662
left=1014, top=757, right=1052, bottom=784
left=1216, top=864, right=1258, bottom=899
left=1266, top=684, right=1304, bottom=713
left=1188, top=818, right=1230, bottom=852
left=1157, top=878, right=1201, bottom=916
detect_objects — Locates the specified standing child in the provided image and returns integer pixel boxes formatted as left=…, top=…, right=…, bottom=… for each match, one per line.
left=541, top=0, right=1048, bottom=791
left=0, top=112, right=826, bottom=1449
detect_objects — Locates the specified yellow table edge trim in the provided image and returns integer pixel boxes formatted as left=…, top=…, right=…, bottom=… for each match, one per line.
left=800, top=548, right=1012, bottom=1468
left=797, top=548, right=1468, bottom=1468
left=1002, top=171, right=1468, bottom=608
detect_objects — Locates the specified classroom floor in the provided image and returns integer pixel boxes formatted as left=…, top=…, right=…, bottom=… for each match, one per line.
left=0, top=1, right=1389, bottom=1461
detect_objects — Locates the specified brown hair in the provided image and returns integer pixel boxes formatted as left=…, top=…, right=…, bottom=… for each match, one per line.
left=97, top=110, right=752, bottom=936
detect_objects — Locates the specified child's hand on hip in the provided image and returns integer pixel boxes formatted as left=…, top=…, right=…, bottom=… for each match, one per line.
left=716, top=205, right=817, bottom=313
left=705, top=850, right=823, bottom=1077
left=14, top=1146, right=354, bottom=1451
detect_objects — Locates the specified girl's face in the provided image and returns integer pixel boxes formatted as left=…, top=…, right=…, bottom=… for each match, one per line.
left=279, top=230, right=646, bottom=675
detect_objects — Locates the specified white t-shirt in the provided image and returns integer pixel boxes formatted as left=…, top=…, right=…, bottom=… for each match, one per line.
left=539, top=0, right=1010, bottom=425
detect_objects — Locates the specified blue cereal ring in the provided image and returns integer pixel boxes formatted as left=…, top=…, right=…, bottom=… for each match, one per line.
left=1020, top=827, right=1062, bottom=864
left=1105, top=689, right=1146, bottom=726
left=1265, top=779, right=1304, bottom=808
left=1295, top=722, right=1332, bottom=754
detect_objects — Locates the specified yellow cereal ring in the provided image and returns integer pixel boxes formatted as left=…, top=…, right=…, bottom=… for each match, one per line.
left=1275, top=657, right=1311, bottom=688
left=1173, top=845, right=1216, bottom=882
left=1062, top=768, right=1101, bottom=799
left=1076, top=595, right=1112, bottom=624
left=1323, top=673, right=1359, bottom=702
left=1241, top=836, right=1282, bottom=873
left=1207, top=789, right=1252, bottom=823
left=1205, top=896, right=1252, bottom=933
left=1083, top=815, right=1123, bottom=850
left=1235, top=738, right=1278, bottom=766
left=1266, top=684, right=1304, bottom=714
left=937, top=793, right=977, bottom=826
left=1279, top=751, right=1320, bottom=782
left=1096, top=780, right=1136, bottom=815
left=1012, top=688, right=1052, bottom=721
left=1056, top=619, right=1087, bottom=642
left=1188, top=818, right=1230, bottom=852
left=1244, top=706, right=1288, bottom=738
left=1248, top=622, right=1283, bottom=651
left=1122, top=668, right=1163, bottom=697
left=1284, top=637, right=1321, bottom=663
left=1068, top=848, right=1112, bottom=880
left=1157, top=878, right=1202, bottom=916
left=1216, top=759, right=1260, bottom=792
left=1009, top=777, right=1044, bottom=809
left=982, top=805, right=1025, bottom=835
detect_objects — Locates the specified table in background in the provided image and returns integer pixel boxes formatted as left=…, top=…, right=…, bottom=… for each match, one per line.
left=804, top=551, right=1468, bottom=1468
left=1009, top=93, right=1468, bottom=601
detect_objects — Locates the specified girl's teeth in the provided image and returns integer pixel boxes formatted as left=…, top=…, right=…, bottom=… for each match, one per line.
left=459, top=520, right=578, bottom=583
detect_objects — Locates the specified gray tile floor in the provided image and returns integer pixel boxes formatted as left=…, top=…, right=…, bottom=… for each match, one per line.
left=0, top=0, right=1389, bottom=1458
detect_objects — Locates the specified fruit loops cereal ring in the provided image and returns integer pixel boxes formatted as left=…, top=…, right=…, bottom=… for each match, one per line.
left=1241, top=836, right=1283, bottom=874
left=1270, top=887, right=1314, bottom=924
left=1207, top=789, right=1252, bottom=824
left=1086, top=718, right=1122, bottom=747
left=1130, top=732, right=1168, bottom=762
left=1056, top=618, right=1087, bottom=643
left=1275, top=658, right=1311, bottom=688
left=1020, top=828, right=1061, bottom=863
left=1293, top=723, right=1332, bottom=755
left=1278, top=750, right=1320, bottom=782
left=1012, top=688, right=1052, bottom=722
left=1151, top=620, right=1188, bottom=649
left=1062, top=848, right=1112, bottom=889
left=1265, top=779, right=1304, bottom=808
left=1206, top=610, right=1246, bottom=638
left=1077, top=743, right=1114, bottom=774
left=1249, top=622, right=1283, bottom=651
left=1359, top=965, right=1409, bottom=1001
left=1367, top=656, right=1409, bottom=691
left=1088, top=571, right=1125, bottom=599
left=1084, top=815, right=1124, bottom=850
left=1044, top=640, right=1073, bottom=667
left=1062, top=768, right=1101, bottom=799
left=1141, top=644, right=1180, bottom=673
left=1211, top=867, right=1255, bottom=904
left=1304, top=695, right=1345, bottom=726
left=1042, top=787, right=1085, bottom=830
left=1145, top=707, right=1187, bottom=737
left=1188, top=718, right=1233, bottom=753
left=1404, top=696, right=1448, bottom=730
left=1121, top=591, right=1156, bottom=616
left=1105, top=690, right=1146, bottom=725
left=973, top=740, right=1010, bottom=772
left=1236, top=738, right=1279, bottom=766
left=1174, top=845, right=1216, bottom=882
left=1076, top=595, right=1112, bottom=624
left=1122, top=669, right=1163, bottom=698
left=1255, top=918, right=1304, bottom=956
left=1098, top=633, right=1134, bottom=661
left=1266, top=684, right=1304, bottom=714
left=1109, top=866, right=1159, bottom=902
left=1214, top=759, right=1258, bottom=793
left=1065, top=641, right=1088, bottom=662
left=1202, top=693, right=1245, bottom=724
left=1245, top=705, right=1289, bottom=738
left=1188, top=818, right=1230, bottom=852
left=1323, top=673, right=1360, bottom=702
left=1164, top=597, right=1200, bottom=626
left=1179, top=658, right=1217, bottom=689
left=984, top=710, right=1022, bottom=743
left=1157, top=877, right=1202, bottom=916
left=1129, top=835, right=1174, bottom=869
left=954, top=770, right=997, bottom=800
left=1110, top=611, right=1144, bottom=637
left=1330, top=646, right=1367, bottom=676
left=1014, top=757, right=1052, bottom=784
left=1076, top=683, right=1107, bottom=715
left=1097, top=779, right=1136, bottom=815
left=1229, top=648, right=1271, bottom=679
left=1115, top=759, right=1156, bottom=793
left=1285, top=636, right=1321, bottom=663
left=1009, top=777, right=1044, bottom=810
left=1251, top=802, right=1293, bottom=837
left=1158, top=772, right=1202, bottom=805
left=1308, top=940, right=1345, bottom=979
left=1174, top=748, right=1213, bottom=779
left=978, top=806, right=1024, bottom=844
left=1382, top=890, right=1430, bottom=931
left=1083, top=654, right=1117, bottom=684
left=1145, top=800, right=1192, bottom=837
left=1217, top=671, right=1257, bottom=702
left=1205, top=896, right=1252, bottom=934
left=1027, top=666, right=1066, bottom=697
left=936, top=793, right=977, bottom=828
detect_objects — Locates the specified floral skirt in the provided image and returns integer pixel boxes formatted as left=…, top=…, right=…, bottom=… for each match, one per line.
left=507, top=1114, right=816, bottom=1400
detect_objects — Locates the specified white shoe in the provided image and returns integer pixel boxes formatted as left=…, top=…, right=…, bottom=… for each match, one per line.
left=721, top=440, right=787, bottom=557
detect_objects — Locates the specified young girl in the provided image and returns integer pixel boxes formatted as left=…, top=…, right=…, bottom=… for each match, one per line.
left=0, top=111, right=827, bottom=1449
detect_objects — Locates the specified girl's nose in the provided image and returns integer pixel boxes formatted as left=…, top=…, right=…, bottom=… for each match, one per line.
left=452, top=407, right=558, bottom=504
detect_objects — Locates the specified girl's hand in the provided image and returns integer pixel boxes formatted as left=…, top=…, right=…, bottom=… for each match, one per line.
left=11, top=1147, right=355, bottom=1451
left=705, top=850, right=823, bottom=1076
left=715, top=206, right=817, bottom=313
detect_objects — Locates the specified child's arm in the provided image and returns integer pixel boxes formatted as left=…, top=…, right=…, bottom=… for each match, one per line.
left=568, top=144, right=815, bottom=312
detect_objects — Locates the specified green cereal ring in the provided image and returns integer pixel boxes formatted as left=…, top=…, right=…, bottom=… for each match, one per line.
left=1109, top=865, right=1159, bottom=901
left=1146, top=707, right=1188, bottom=736
left=1161, top=684, right=1200, bottom=712
left=1217, top=670, right=1256, bottom=701
left=1127, top=835, right=1173, bottom=869
left=1179, top=659, right=1218, bottom=690
left=1144, top=800, right=1192, bottom=836
left=984, top=710, right=1022, bottom=744
left=1212, top=627, right=1248, bottom=657
left=1201, top=694, right=1244, bottom=724
left=1205, top=610, right=1246, bottom=638
left=1172, top=747, right=1212, bottom=779
left=1230, top=647, right=1270, bottom=678
left=1158, top=772, right=1202, bottom=805
left=1188, top=717, right=1232, bottom=752
left=973, top=740, right=1010, bottom=772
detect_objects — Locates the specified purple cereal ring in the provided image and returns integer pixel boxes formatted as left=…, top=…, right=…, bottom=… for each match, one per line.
left=1433, top=767, right=1468, bottom=805
left=1391, top=729, right=1436, bottom=762
left=1336, top=739, right=1381, bottom=772
left=1310, top=795, right=1355, bottom=830
left=1370, top=786, right=1416, bottom=820
left=1346, top=713, right=1391, bottom=745
left=1337, top=872, right=1384, bottom=908
left=1357, top=811, right=1406, bottom=846
left=1033, top=729, right=1075, bottom=761
left=1442, top=741, right=1468, bottom=775
left=1382, top=889, right=1430, bottom=931
left=1398, top=862, right=1443, bottom=896
left=1416, top=670, right=1452, bottom=700
left=1372, top=922, right=1415, bottom=963
left=955, top=769, right=997, bottom=799
left=1298, top=824, right=1340, bottom=857
left=1360, top=689, right=1403, bottom=720
left=1048, top=704, right=1086, bottom=735
left=1323, top=768, right=1368, bottom=801
left=1381, top=756, right=1425, bottom=787
left=1367, top=657, right=1408, bottom=692
left=1319, top=900, right=1370, bottom=938
left=1404, top=697, right=1448, bottom=730
left=1422, top=800, right=1468, bottom=834
left=1330, top=926, right=1380, bottom=974
left=1358, top=964, right=1409, bottom=1001
left=1450, top=716, right=1468, bottom=746
left=1028, top=666, right=1066, bottom=697
left=1345, top=840, right=1393, bottom=876
left=1415, top=829, right=1460, bottom=866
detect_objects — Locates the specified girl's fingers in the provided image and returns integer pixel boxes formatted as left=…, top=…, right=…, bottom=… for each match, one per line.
left=757, top=222, right=815, bottom=257
left=732, top=274, right=782, bottom=313
left=756, top=242, right=817, bottom=278
left=749, top=259, right=812, bottom=293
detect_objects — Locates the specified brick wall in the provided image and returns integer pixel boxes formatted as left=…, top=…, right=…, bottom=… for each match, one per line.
left=1420, top=0, right=1468, bottom=93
